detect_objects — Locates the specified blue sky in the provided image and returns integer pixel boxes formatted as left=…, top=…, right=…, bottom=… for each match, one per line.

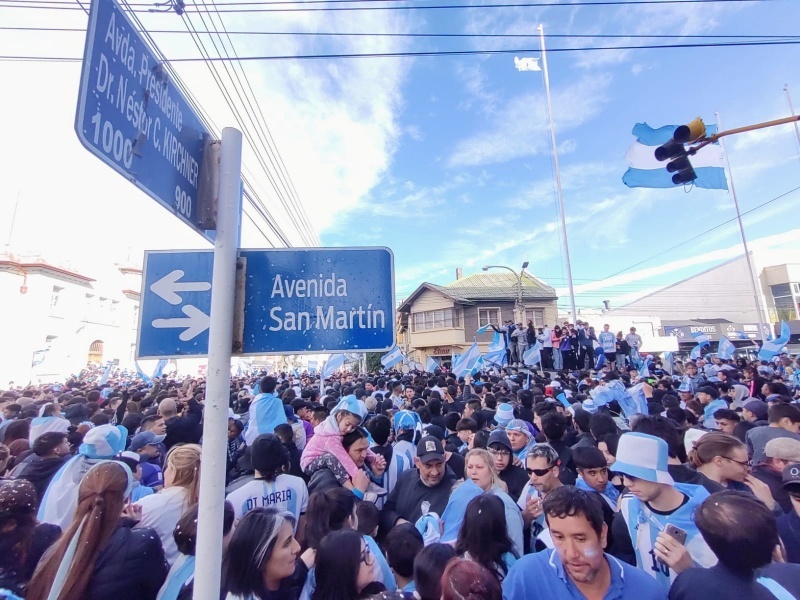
left=2, top=0, right=800, bottom=314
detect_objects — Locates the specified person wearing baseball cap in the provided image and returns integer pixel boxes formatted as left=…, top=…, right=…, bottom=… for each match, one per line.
left=128, top=429, right=167, bottom=490
left=609, top=432, right=716, bottom=591
left=751, top=437, right=800, bottom=514
left=777, top=463, right=800, bottom=563
left=379, top=436, right=457, bottom=535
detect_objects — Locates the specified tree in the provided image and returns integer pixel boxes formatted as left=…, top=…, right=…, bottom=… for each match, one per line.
left=366, top=352, right=383, bottom=373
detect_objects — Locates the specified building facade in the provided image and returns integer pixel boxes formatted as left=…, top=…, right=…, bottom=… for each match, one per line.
left=397, top=271, right=558, bottom=366
left=0, top=252, right=142, bottom=386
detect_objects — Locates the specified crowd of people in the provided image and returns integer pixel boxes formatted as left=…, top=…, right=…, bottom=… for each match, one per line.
left=1, top=325, right=800, bottom=600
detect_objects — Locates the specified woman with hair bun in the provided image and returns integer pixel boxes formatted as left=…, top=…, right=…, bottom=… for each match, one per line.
left=440, top=558, right=502, bottom=600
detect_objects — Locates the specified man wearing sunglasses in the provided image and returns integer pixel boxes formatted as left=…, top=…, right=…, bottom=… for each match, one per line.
left=516, top=443, right=563, bottom=553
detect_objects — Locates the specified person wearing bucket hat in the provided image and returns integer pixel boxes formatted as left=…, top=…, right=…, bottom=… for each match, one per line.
left=609, top=432, right=716, bottom=591
left=37, top=424, right=128, bottom=531
left=494, top=403, right=515, bottom=430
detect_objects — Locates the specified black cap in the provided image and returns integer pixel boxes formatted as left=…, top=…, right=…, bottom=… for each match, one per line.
left=488, top=429, right=512, bottom=453
left=697, top=386, right=720, bottom=399
left=416, top=435, right=445, bottom=464
left=783, top=462, right=800, bottom=492
left=250, top=434, right=289, bottom=474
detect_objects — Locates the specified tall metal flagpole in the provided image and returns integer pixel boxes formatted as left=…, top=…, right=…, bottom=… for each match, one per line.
left=538, top=24, right=577, bottom=322
left=783, top=84, right=800, bottom=159
left=715, top=112, right=770, bottom=342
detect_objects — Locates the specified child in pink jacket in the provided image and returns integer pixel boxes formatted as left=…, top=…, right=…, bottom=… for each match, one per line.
left=300, top=395, right=377, bottom=484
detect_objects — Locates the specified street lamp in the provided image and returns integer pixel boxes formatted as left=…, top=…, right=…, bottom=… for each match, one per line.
left=482, top=263, right=528, bottom=323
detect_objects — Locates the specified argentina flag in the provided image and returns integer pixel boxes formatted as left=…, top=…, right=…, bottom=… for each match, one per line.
left=622, top=123, right=728, bottom=190
left=425, top=356, right=438, bottom=373
left=381, top=345, right=404, bottom=369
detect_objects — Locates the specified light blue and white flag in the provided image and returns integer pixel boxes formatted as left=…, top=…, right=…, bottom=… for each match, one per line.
left=321, top=353, right=346, bottom=381
left=663, top=352, right=674, bottom=376
left=622, top=122, right=728, bottom=190
left=717, top=335, right=735, bottom=360
left=638, top=359, right=650, bottom=379
left=152, top=359, right=168, bottom=379
left=381, top=345, right=404, bottom=369
left=483, top=331, right=508, bottom=367
left=470, top=356, right=485, bottom=375
left=732, top=330, right=750, bottom=340
left=690, top=344, right=704, bottom=360
left=425, top=356, right=438, bottom=373
left=758, top=321, right=790, bottom=360
left=691, top=331, right=712, bottom=346
left=476, top=323, right=492, bottom=335
left=523, top=342, right=543, bottom=367
left=134, top=361, right=151, bottom=384
left=630, top=347, right=642, bottom=369
left=99, top=362, right=112, bottom=385
left=452, top=340, right=481, bottom=377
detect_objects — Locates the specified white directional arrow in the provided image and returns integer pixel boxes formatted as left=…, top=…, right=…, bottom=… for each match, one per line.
left=150, top=270, right=211, bottom=305
left=152, top=305, right=211, bottom=341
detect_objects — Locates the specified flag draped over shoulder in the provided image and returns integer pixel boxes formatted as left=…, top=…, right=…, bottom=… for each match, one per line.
left=622, top=123, right=728, bottom=190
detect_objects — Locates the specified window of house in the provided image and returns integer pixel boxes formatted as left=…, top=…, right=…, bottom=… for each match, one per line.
left=478, top=308, right=500, bottom=328
left=524, top=309, right=545, bottom=327
left=50, top=286, right=64, bottom=315
left=412, top=308, right=461, bottom=331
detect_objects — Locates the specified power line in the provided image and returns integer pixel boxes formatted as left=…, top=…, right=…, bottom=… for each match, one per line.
left=5, top=37, right=800, bottom=63
left=2, top=25, right=797, bottom=40
left=0, top=0, right=783, bottom=13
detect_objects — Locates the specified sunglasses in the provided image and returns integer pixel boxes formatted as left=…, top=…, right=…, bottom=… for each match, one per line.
left=526, top=465, right=555, bottom=477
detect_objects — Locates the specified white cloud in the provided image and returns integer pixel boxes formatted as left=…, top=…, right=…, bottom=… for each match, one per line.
left=447, top=74, right=612, bottom=168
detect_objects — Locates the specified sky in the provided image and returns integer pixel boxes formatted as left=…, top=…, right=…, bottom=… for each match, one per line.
left=2, top=0, right=800, bottom=316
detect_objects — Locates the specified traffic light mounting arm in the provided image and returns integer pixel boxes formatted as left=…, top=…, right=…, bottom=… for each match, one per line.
left=689, top=114, right=800, bottom=153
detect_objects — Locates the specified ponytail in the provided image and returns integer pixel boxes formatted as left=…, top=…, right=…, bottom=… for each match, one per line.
left=688, top=432, right=746, bottom=469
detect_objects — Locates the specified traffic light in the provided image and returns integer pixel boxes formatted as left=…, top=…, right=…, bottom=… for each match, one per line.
left=654, top=118, right=707, bottom=185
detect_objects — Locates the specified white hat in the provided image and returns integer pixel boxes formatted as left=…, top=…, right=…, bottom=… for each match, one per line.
left=613, top=432, right=674, bottom=485
left=683, top=428, right=708, bottom=458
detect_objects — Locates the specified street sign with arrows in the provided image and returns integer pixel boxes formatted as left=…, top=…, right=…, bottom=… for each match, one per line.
left=136, top=247, right=395, bottom=358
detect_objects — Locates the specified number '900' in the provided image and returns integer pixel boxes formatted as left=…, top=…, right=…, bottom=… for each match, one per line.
left=175, top=186, right=192, bottom=218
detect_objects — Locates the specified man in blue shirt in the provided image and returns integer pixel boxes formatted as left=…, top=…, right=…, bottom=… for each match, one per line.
left=503, top=486, right=665, bottom=600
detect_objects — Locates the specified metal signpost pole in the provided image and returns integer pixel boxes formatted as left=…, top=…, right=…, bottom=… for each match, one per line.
left=193, top=128, right=242, bottom=600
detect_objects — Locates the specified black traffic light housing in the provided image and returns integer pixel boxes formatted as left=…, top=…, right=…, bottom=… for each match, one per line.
left=654, top=118, right=707, bottom=185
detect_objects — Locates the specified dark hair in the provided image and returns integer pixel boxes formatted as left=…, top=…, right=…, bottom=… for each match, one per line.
left=0, top=479, right=38, bottom=574
left=414, top=543, right=456, bottom=600
left=456, top=418, right=478, bottom=433
left=465, top=399, right=482, bottom=413
left=632, top=415, right=687, bottom=462
left=455, top=495, right=515, bottom=580
left=366, top=415, right=391, bottom=446
left=313, top=407, right=330, bottom=422
left=222, top=507, right=296, bottom=598
left=541, top=412, right=567, bottom=442
left=32, top=431, right=67, bottom=457
left=573, top=446, right=607, bottom=470
left=568, top=408, right=588, bottom=434
left=597, top=433, right=619, bottom=458
left=174, top=501, right=235, bottom=555
left=355, top=501, right=380, bottom=537
left=471, top=430, right=490, bottom=450
left=440, top=558, right=502, bottom=600
left=533, top=402, right=557, bottom=418
left=767, top=382, right=791, bottom=397
left=665, top=407, right=688, bottom=427
left=258, top=376, right=277, bottom=394
left=3, top=420, right=30, bottom=445
left=713, top=408, right=740, bottom=423
left=588, top=413, right=618, bottom=440
left=732, top=420, right=756, bottom=444
left=694, top=491, right=778, bottom=571
left=305, top=487, right=357, bottom=550
left=342, top=427, right=368, bottom=451
left=768, top=403, right=800, bottom=424
left=384, top=523, right=424, bottom=579
left=312, top=529, right=368, bottom=600
left=120, top=413, right=143, bottom=434
left=273, top=423, right=293, bottom=445
left=542, top=485, right=605, bottom=537
left=444, top=413, right=460, bottom=432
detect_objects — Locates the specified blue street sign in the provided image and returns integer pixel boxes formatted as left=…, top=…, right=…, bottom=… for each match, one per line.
left=138, top=247, right=395, bottom=358
left=75, top=0, right=214, bottom=241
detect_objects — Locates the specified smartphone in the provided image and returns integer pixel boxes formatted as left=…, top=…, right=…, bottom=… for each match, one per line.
left=664, top=524, right=687, bottom=545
